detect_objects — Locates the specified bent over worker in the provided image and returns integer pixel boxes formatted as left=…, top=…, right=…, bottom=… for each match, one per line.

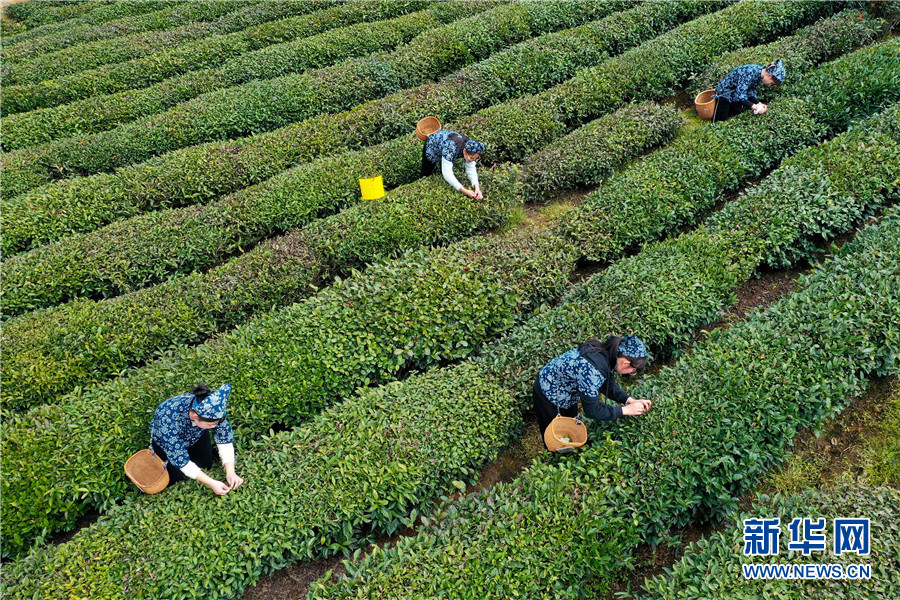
left=533, top=335, right=652, bottom=448
left=712, top=59, right=785, bottom=122
left=421, top=128, right=485, bottom=199
left=151, top=383, right=244, bottom=495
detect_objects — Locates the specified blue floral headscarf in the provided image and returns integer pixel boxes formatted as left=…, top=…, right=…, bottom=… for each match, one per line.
left=464, top=140, right=484, bottom=155
left=192, top=383, right=231, bottom=420
left=618, top=335, right=647, bottom=360
left=766, top=59, right=785, bottom=83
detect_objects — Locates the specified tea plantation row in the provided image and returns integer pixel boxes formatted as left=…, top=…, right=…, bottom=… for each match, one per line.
left=0, top=104, right=682, bottom=411
left=0, top=0, right=620, bottom=196
left=639, top=485, right=900, bottom=599
left=0, top=1, right=438, bottom=148
left=309, top=186, right=900, bottom=600
left=0, top=0, right=828, bottom=232
left=4, top=109, right=896, bottom=597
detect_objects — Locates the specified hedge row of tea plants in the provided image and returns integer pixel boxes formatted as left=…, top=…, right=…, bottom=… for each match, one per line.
left=0, top=364, right=522, bottom=598
left=0, top=0, right=702, bottom=251
left=486, top=102, right=900, bottom=403
left=689, top=8, right=886, bottom=96
left=0, top=167, right=520, bottom=411
left=640, top=485, right=900, bottom=599
left=0, top=0, right=829, bottom=242
left=307, top=205, right=900, bottom=599
left=6, top=130, right=895, bottom=595
left=0, top=0, right=341, bottom=114
left=5, top=7, right=261, bottom=87
left=0, top=0, right=617, bottom=194
left=0, top=221, right=577, bottom=555
left=563, top=37, right=900, bottom=261
left=0, top=104, right=679, bottom=409
left=1, top=0, right=126, bottom=33
left=0, top=1, right=438, bottom=150
left=1, top=0, right=224, bottom=59
left=0, top=98, right=678, bottom=317
left=4, top=99, right=893, bottom=580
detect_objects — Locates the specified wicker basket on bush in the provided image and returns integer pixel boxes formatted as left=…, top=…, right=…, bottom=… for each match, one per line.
left=415, top=116, right=441, bottom=141
left=125, top=448, right=169, bottom=494
left=695, top=88, right=717, bottom=120
left=544, top=415, right=588, bottom=453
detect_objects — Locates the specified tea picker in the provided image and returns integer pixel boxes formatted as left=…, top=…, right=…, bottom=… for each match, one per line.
left=534, top=335, right=652, bottom=453
left=417, top=116, right=485, bottom=199
left=708, top=59, right=785, bottom=122
left=126, top=383, right=244, bottom=495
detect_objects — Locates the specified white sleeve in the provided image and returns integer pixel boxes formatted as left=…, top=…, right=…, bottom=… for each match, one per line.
left=441, top=157, right=464, bottom=191
left=180, top=461, right=202, bottom=479
left=465, top=160, right=479, bottom=188
left=217, top=443, right=235, bottom=465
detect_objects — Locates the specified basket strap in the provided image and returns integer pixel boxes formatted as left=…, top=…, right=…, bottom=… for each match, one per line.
left=149, top=444, right=169, bottom=471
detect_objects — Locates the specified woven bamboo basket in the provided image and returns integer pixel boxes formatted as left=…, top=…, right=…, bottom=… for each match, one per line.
left=544, top=415, right=588, bottom=453
left=125, top=449, right=169, bottom=494
left=695, top=89, right=717, bottom=120
left=415, top=116, right=441, bottom=141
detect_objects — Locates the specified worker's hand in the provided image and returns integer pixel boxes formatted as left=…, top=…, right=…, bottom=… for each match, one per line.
left=626, top=397, right=652, bottom=410
left=225, top=470, right=244, bottom=491
left=474, top=186, right=483, bottom=200
left=622, top=400, right=651, bottom=416
left=752, top=102, right=767, bottom=114
left=208, top=479, right=232, bottom=496
left=462, top=188, right=478, bottom=199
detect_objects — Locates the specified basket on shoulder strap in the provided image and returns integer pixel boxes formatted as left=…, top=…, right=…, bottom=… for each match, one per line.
left=125, top=447, right=169, bottom=494
left=544, top=414, right=588, bottom=453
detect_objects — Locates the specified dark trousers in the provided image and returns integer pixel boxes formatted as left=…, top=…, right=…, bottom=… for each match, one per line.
left=421, top=142, right=436, bottom=176
left=533, top=378, right=578, bottom=448
left=712, top=97, right=749, bottom=122
left=152, top=430, right=213, bottom=486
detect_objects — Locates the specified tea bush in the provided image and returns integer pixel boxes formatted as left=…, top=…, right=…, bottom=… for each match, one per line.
left=0, top=0, right=714, bottom=246
left=8, top=125, right=894, bottom=597
left=0, top=167, right=518, bottom=411
left=0, top=1, right=436, bottom=150
left=0, top=0, right=603, bottom=194
left=4, top=105, right=895, bottom=585
left=1, top=0, right=228, bottom=59
left=563, top=38, right=900, bottom=261
left=0, top=223, right=576, bottom=556
left=308, top=206, right=900, bottom=599
left=1, top=364, right=521, bottom=599
left=690, top=8, right=885, bottom=96
left=0, top=0, right=342, bottom=114
left=0, top=104, right=679, bottom=410
left=640, top=485, right=900, bottom=599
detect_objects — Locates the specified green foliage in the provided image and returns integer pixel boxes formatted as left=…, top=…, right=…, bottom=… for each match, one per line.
left=2, top=0, right=120, bottom=31
left=563, top=38, right=900, bottom=262
left=1, top=1, right=207, bottom=59
left=519, top=102, right=684, bottom=200
left=1, top=364, right=520, bottom=599
left=690, top=8, right=886, bottom=96
left=307, top=204, right=900, bottom=599
left=0, top=222, right=576, bottom=557
left=0, top=0, right=704, bottom=241
left=0, top=168, right=518, bottom=411
left=0, top=1, right=338, bottom=114
left=640, top=485, right=900, bottom=599
left=862, top=380, right=900, bottom=486
left=546, top=0, right=840, bottom=125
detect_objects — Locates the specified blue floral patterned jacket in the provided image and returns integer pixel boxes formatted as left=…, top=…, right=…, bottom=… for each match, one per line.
left=150, top=390, right=234, bottom=469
